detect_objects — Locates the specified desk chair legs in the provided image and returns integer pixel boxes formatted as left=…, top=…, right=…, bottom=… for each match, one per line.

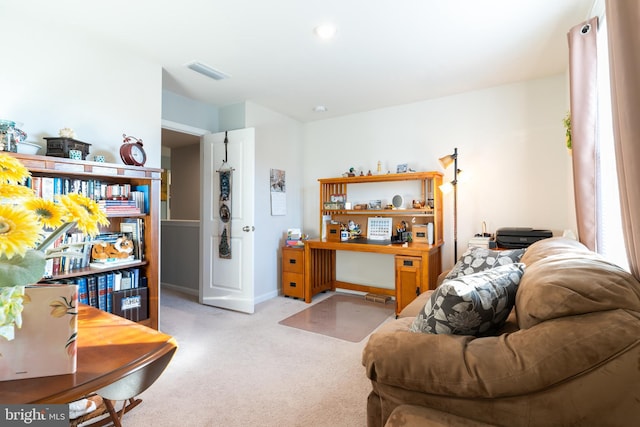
left=69, top=396, right=142, bottom=427
left=101, top=398, right=143, bottom=427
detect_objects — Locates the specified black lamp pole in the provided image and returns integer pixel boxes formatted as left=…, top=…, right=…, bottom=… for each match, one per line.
left=452, top=148, right=458, bottom=262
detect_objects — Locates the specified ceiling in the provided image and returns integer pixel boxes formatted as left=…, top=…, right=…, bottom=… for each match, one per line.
left=10, top=0, right=593, bottom=127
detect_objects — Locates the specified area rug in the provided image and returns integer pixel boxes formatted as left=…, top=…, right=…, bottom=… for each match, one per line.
left=278, top=293, right=395, bottom=342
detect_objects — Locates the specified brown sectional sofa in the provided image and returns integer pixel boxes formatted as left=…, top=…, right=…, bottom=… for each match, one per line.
left=362, top=237, right=640, bottom=426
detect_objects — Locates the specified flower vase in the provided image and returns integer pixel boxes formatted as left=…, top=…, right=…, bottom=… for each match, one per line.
left=0, top=284, right=78, bottom=381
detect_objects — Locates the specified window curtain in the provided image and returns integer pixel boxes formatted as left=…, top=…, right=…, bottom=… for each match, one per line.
left=567, top=17, right=599, bottom=252
left=606, top=0, right=640, bottom=280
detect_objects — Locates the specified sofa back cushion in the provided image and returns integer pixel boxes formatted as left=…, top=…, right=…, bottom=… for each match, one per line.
left=520, top=236, right=590, bottom=266
left=517, top=250, right=640, bottom=329
left=444, top=247, right=525, bottom=280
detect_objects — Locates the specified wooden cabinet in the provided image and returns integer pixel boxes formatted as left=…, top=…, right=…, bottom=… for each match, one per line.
left=11, top=153, right=162, bottom=330
left=395, top=256, right=422, bottom=313
left=318, top=172, right=443, bottom=245
left=282, top=246, right=304, bottom=298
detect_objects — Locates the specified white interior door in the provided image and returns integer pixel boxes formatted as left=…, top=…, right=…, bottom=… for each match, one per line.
left=200, top=128, right=255, bottom=313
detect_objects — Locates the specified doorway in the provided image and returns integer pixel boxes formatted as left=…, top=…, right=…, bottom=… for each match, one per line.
left=159, top=121, right=206, bottom=297
left=160, top=125, right=203, bottom=220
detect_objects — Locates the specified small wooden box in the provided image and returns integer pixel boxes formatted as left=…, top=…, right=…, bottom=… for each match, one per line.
left=413, top=224, right=428, bottom=243
left=44, top=137, right=91, bottom=160
left=326, top=223, right=342, bottom=242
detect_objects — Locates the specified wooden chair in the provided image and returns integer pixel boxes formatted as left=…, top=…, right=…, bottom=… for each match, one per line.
left=70, top=345, right=177, bottom=427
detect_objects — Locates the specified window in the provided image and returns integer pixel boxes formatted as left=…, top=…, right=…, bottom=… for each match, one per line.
left=595, top=16, right=628, bottom=270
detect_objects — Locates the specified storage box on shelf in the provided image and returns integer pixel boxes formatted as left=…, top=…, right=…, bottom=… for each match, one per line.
left=10, top=153, right=161, bottom=330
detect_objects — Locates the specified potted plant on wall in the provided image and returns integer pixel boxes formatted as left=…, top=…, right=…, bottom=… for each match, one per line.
left=563, top=111, right=572, bottom=153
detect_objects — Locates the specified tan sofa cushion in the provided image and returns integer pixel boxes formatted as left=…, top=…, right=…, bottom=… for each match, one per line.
left=385, top=405, right=496, bottom=427
left=516, top=251, right=640, bottom=329
left=364, top=309, right=640, bottom=398
left=519, top=236, right=590, bottom=265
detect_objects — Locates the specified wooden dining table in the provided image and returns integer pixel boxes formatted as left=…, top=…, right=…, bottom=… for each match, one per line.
left=0, top=304, right=177, bottom=405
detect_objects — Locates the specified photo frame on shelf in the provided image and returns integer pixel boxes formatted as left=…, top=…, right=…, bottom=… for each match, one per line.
left=330, top=194, right=346, bottom=203
left=368, top=200, right=382, bottom=210
left=396, top=163, right=408, bottom=173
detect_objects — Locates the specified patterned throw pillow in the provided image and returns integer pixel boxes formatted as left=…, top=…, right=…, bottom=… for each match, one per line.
left=445, top=247, right=525, bottom=280
left=410, top=263, right=526, bottom=336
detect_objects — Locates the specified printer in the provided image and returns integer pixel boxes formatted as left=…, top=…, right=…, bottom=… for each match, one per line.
left=496, top=227, right=552, bottom=249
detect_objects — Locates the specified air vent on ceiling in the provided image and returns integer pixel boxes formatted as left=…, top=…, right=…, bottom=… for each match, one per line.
left=186, top=61, right=230, bottom=81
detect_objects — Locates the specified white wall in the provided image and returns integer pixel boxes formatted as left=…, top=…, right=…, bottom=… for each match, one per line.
left=0, top=20, right=162, bottom=168
left=303, top=74, right=576, bottom=286
left=245, top=102, right=304, bottom=303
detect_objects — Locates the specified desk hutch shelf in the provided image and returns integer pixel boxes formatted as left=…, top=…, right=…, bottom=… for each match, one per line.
left=305, top=171, right=445, bottom=315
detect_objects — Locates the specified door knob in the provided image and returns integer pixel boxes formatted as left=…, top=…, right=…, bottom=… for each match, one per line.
left=242, top=226, right=255, bottom=232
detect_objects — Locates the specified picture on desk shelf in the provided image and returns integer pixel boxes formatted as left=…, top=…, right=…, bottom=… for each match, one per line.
left=330, top=194, right=346, bottom=203
left=396, top=163, right=408, bottom=173
left=368, top=200, right=382, bottom=210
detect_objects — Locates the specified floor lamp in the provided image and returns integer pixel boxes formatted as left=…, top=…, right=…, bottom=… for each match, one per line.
left=439, top=148, right=460, bottom=263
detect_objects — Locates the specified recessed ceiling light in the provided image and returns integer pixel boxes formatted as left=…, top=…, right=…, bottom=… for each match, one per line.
left=313, top=105, right=328, bottom=113
left=314, top=23, right=337, bottom=40
left=186, top=61, right=231, bottom=81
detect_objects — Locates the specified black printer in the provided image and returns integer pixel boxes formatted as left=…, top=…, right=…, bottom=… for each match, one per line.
left=496, top=227, right=553, bottom=249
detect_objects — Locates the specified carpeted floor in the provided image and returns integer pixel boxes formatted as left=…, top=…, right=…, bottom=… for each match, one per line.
left=120, top=287, right=395, bottom=427
left=279, top=293, right=395, bottom=342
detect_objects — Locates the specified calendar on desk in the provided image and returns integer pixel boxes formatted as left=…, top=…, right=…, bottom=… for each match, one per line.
left=367, top=217, right=393, bottom=241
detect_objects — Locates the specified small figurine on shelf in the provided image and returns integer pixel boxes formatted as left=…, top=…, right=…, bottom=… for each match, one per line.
left=347, top=167, right=356, bottom=177
left=59, top=127, right=76, bottom=139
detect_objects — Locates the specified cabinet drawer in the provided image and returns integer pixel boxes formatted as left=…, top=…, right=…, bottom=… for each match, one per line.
left=282, top=272, right=304, bottom=298
left=282, top=248, right=304, bottom=273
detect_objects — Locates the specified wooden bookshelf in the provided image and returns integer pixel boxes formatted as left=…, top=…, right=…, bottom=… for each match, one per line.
left=10, top=153, right=162, bottom=330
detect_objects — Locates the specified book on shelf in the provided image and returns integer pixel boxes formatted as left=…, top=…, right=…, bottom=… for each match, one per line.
left=89, top=257, right=138, bottom=269
left=120, top=218, right=144, bottom=260
left=87, top=275, right=98, bottom=308
left=96, top=274, right=107, bottom=311
left=98, top=199, right=141, bottom=215
left=105, top=272, right=114, bottom=313
left=134, top=185, right=149, bottom=214
left=41, top=177, right=55, bottom=202
left=113, top=270, right=123, bottom=292
left=76, top=277, right=89, bottom=305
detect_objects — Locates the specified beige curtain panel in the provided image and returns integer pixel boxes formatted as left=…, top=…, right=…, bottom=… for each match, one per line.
left=567, top=17, right=599, bottom=252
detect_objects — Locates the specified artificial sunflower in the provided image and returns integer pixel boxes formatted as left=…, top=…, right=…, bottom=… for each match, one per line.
left=0, top=153, right=30, bottom=184
left=59, top=193, right=109, bottom=237
left=0, top=183, right=35, bottom=200
left=23, top=197, right=66, bottom=230
left=0, top=205, right=43, bottom=259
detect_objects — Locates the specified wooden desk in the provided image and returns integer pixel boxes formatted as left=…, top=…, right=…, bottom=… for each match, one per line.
left=0, top=304, right=177, bottom=404
left=303, top=239, right=442, bottom=314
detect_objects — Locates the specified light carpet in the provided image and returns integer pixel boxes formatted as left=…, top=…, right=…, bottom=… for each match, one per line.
left=120, top=287, right=395, bottom=427
left=278, top=293, right=395, bottom=342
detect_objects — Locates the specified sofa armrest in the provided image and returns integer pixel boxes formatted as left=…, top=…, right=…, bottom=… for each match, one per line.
left=363, top=310, right=640, bottom=398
